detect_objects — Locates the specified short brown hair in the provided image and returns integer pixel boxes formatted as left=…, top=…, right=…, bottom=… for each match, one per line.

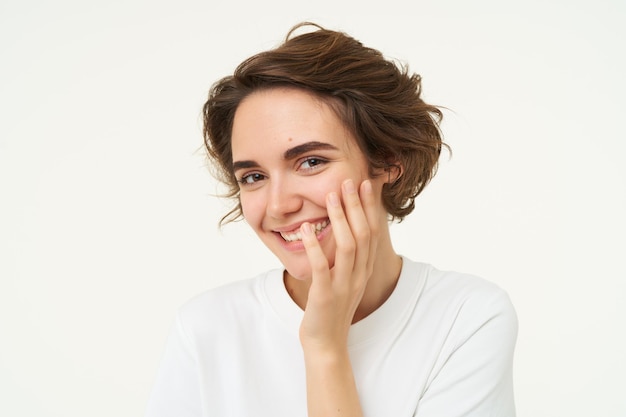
left=203, top=22, right=446, bottom=225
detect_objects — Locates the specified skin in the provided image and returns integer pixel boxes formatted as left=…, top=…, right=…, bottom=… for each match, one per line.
left=231, top=87, right=403, bottom=417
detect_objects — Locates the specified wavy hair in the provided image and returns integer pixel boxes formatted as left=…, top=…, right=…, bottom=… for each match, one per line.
left=203, top=22, right=447, bottom=225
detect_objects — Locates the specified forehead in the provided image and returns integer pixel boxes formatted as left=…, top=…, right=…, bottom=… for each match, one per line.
left=231, top=87, right=357, bottom=157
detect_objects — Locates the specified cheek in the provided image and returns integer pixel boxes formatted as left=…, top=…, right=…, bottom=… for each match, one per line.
left=240, top=194, right=262, bottom=226
left=308, top=183, right=335, bottom=205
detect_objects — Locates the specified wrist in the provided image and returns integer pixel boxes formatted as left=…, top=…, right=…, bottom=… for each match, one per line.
left=301, top=342, right=350, bottom=365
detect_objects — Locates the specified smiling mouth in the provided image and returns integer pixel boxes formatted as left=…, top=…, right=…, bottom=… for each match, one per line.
left=279, top=219, right=330, bottom=242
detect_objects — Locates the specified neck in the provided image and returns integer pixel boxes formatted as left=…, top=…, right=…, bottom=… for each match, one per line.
left=352, top=232, right=402, bottom=323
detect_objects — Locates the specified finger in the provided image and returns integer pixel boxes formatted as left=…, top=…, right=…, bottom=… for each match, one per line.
left=359, top=180, right=379, bottom=277
left=300, top=222, right=331, bottom=289
left=325, top=189, right=356, bottom=281
left=339, top=179, right=371, bottom=279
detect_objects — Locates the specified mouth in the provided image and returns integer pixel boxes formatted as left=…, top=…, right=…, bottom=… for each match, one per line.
left=279, top=219, right=330, bottom=242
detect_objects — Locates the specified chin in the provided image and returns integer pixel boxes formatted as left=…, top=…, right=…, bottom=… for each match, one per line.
left=282, top=259, right=313, bottom=281
left=282, top=252, right=336, bottom=282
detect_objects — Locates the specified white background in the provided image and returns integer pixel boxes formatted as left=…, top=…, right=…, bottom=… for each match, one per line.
left=1, top=1, right=624, bottom=416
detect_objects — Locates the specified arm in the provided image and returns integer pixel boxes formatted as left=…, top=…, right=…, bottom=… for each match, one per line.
left=299, top=179, right=378, bottom=417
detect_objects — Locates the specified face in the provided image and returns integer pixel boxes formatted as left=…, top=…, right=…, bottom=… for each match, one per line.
left=231, top=88, right=387, bottom=281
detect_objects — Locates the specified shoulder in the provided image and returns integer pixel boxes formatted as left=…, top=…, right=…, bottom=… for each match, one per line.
left=404, top=258, right=518, bottom=339
left=396, top=261, right=517, bottom=414
left=174, top=268, right=282, bottom=335
left=406, top=258, right=514, bottom=310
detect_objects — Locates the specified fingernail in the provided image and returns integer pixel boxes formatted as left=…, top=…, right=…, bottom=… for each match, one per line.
left=343, top=179, right=355, bottom=194
left=362, top=179, right=372, bottom=194
left=328, top=191, right=340, bottom=207
left=301, top=222, right=313, bottom=236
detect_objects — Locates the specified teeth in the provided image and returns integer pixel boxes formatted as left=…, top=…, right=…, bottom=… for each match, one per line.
left=280, top=220, right=329, bottom=242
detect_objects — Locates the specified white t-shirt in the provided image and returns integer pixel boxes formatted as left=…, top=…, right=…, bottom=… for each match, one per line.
left=145, top=257, right=517, bottom=416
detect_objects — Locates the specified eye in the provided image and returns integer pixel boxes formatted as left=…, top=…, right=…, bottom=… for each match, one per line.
left=238, top=172, right=266, bottom=185
left=298, top=157, right=327, bottom=171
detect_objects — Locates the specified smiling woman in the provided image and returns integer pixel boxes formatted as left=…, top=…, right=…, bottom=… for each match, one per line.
left=145, top=22, right=518, bottom=417
left=231, top=88, right=384, bottom=284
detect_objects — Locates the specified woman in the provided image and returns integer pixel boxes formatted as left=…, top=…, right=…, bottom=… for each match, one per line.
left=146, top=22, right=517, bottom=417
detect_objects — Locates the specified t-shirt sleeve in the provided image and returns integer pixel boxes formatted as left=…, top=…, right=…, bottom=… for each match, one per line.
left=145, top=313, right=203, bottom=417
left=416, top=288, right=518, bottom=417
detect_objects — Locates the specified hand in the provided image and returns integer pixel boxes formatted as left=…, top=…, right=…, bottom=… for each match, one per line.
left=298, top=178, right=379, bottom=353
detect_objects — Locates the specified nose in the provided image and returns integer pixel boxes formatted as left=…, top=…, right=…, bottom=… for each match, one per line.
left=266, top=175, right=302, bottom=219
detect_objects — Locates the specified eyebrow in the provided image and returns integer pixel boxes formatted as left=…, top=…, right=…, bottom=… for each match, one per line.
left=232, top=141, right=339, bottom=172
left=283, top=141, right=339, bottom=160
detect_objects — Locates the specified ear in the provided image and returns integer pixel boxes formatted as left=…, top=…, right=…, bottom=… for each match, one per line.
left=384, top=161, right=403, bottom=184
